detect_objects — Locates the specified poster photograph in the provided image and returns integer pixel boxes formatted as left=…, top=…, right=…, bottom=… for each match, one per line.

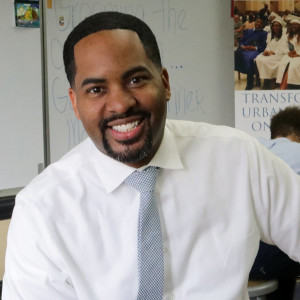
left=234, top=0, right=300, bottom=138
left=15, top=0, right=39, bottom=28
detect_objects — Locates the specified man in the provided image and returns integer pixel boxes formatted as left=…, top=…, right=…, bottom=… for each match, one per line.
left=258, top=4, right=270, bottom=26
left=260, top=106, right=300, bottom=173
left=3, top=12, right=300, bottom=300
left=235, top=18, right=268, bottom=90
left=250, top=106, right=300, bottom=300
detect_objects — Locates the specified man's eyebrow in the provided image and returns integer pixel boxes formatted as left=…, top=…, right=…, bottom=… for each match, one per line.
left=81, top=78, right=106, bottom=88
left=80, top=66, right=152, bottom=87
left=122, top=66, right=151, bottom=80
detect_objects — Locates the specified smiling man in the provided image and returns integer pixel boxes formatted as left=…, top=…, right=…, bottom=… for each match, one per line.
left=68, top=29, right=170, bottom=167
left=3, top=12, right=300, bottom=300
left=234, top=18, right=268, bottom=90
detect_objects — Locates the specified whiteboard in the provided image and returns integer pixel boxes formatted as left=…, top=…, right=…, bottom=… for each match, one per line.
left=45, top=0, right=234, bottom=163
left=0, top=0, right=44, bottom=190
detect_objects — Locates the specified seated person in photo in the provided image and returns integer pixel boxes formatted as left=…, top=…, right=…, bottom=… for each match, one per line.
left=276, top=18, right=300, bottom=89
left=250, top=106, right=300, bottom=300
left=235, top=18, right=267, bottom=90
left=255, top=17, right=287, bottom=89
left=243, top=14, right=256, bottom=30
left=234, top=14, right=244, bottom=46
left=263, top=11, right=278, bottom=35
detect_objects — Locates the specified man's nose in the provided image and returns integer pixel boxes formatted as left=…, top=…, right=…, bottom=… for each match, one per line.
left=106, top=87, right=137, bottom=114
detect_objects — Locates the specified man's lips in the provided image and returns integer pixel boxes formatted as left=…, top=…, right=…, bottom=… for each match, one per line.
left=111, top=120, right=140, bottom=133
left=105, top=115, right=146, bottom=142
left=107, top=114, right=143, bottom=131
left=100, top=111, right=150, bottom=141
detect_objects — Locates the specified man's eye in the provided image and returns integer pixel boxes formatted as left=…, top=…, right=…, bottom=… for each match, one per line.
left=130, top=77, right=142, bottom=84
left=87, top=87, right=106, bottom=94
left=129, top=76, right=148, bottom=86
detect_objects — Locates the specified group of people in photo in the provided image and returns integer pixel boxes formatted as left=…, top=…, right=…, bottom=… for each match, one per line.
left=234, top=5, right=300, bottom=90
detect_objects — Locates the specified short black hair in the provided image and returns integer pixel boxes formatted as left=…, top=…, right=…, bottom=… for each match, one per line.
left=270, top=106, right=300, bottom=139
left=63, top=11, right=162, bottom=87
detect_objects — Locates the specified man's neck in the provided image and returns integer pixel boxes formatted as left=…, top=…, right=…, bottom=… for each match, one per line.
left=275, top=134, right=300, bottom=143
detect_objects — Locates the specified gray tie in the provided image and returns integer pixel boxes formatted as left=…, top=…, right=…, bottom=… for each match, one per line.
left=125, top=166, right=164, bottom=300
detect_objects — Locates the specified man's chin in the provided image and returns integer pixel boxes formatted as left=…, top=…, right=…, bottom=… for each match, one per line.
left=103, top=132, right=153, bottom=165
left=107, top=148, right=150, bottom=165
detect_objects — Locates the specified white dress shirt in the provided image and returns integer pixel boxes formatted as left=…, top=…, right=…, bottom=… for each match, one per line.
left=3, top=120, right=300, bottom=300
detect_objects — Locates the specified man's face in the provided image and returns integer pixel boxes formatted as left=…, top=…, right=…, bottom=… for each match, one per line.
left=255, top=19, right=264, bottom=30
left=69, top=29, right=171, bottom=168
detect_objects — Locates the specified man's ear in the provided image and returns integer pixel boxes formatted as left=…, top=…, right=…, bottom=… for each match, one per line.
left=161, top=68, right=171, bottom=102
left=69, top=88, right=81, bottom=120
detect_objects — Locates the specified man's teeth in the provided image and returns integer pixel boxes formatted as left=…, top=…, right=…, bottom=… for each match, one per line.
left=112, top=121, right=139, bottom=132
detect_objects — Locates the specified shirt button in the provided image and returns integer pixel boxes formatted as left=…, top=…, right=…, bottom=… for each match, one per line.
left=163, top=246, right=168, bottom=254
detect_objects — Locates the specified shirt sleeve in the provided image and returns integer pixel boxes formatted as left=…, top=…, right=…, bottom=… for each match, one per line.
left=2, top=202, right=77, bottom=300
left=246, top=135, right=300, bottom=262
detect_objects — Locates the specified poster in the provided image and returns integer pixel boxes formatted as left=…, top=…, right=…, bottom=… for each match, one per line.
left=234, top=0, right=300, bottom=139
left=15, top=0, right=40, bottom=28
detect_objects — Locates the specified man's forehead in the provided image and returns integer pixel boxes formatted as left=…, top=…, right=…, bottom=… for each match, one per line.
left=75, top=29, right=140, bottom=49
left=71, top=28, right=155, bottom=84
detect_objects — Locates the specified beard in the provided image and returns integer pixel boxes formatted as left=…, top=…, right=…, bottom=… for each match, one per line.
left=100, top=111, right=153, bottom=164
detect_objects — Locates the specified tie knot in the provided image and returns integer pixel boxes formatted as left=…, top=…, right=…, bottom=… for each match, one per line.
left=125, top=166, right=160, bottom=193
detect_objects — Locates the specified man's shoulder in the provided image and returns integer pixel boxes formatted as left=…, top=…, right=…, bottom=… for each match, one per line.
left=165, top=119, right=249, bottom=141
left=260, top=137, right=300, bottom=175
left=272, top=137, right=300, bottom=151
left=18, top=138, right=94, bottom=203
left=259, top=137, right=300, bottom=158
left=164, top=120, right=261, bottom=168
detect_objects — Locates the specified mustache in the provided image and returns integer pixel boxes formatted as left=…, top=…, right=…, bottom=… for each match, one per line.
left=99, top=109, right=151, bottom=132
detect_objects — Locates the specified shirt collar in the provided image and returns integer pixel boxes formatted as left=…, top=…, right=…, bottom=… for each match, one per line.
left=148, top=124, right=183, bottom=170
left=89, top=123, right=183, bottom=193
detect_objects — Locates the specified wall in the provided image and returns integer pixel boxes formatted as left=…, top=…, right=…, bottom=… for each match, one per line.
left=0, top=0, right=235, bottom=187
left=44, top=0, right=235, bottom=163
left=0, top=0, right=44, bottom=190
left=0, top=220, right=10, bottom=279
